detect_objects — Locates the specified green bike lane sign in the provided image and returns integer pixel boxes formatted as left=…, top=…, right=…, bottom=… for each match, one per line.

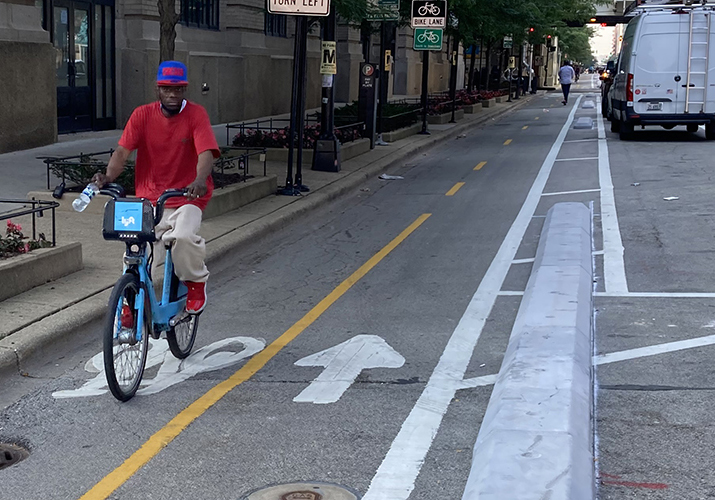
left=413, top=28, right=443, bottom=50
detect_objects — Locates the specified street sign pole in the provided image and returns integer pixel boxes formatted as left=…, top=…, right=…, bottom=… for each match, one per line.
left=281, top=16, right=302, bottom=195
left=507, top=50, right=513, bottom=103
left=419, top=50, right=430, bottom=135
left=313, top=7, right=340, bottom=172
left=449, top=35, right=458, bottom=123
left=295, top=15, right=309, bottom=192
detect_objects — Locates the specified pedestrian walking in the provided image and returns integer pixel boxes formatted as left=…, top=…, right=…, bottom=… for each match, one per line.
left=558, top=60, right=576, bottom=105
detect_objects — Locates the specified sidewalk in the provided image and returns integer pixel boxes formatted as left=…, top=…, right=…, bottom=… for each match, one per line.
left=0, top=93, right=542, bottom=376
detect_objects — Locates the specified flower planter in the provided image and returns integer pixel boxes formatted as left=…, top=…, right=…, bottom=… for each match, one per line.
left=463, top=103, right=484, bottom=114
left=264, top=138, right=370, bottom=165
left=28, top=175, right=278, bottom=221
left=427, top=109, right=465, bottom=124
left=482, top=98, right=497, bottom=108
left=383, top=123, right=421, bottom=142
left=495, top=96, right=508, bottom=103
left=0, top=242, right=83, bottom=303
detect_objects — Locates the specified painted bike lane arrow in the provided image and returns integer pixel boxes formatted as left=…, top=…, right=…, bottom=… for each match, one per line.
left=294, top=334, right=405, bottom=404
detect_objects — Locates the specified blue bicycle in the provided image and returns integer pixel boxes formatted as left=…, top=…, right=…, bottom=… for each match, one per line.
left=99, top=185, right=199, bottom=401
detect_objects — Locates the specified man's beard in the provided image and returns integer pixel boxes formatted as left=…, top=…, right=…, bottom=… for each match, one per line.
left=161, top=102, right=181, bottom=116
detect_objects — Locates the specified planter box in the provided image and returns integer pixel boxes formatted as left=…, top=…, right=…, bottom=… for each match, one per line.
left=0, top=242, right=83, bottom=302
left=482, top=98, right=497, bottom=108
left=427, top=109, right=465, bottom=124
left=383, top=123, right=421, bottom=142
left=28, top=175, right=278, bottom=220
left=265, top=138, right=370, bottom=166
left=203, top=175, right=277, bottom=220
left=495, top=96, right=508, bottom=103
left=463, top=103, right=484, bottom=114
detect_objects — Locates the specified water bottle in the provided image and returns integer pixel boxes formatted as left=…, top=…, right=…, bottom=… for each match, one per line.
left=72, top=183, right=99, bottom=212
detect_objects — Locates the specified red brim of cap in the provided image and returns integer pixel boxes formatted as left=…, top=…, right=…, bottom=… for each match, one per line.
left=157, top=80, right=188, bottom=86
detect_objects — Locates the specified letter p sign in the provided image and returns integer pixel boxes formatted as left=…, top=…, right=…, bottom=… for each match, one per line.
left=320, top=41, right=337, bottom=75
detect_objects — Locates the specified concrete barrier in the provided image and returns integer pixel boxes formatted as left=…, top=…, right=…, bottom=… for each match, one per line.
left=482, top=98, right=497, bottom=108
left=0, top=242, right=83, bottom=305
left=203, top=175, right=277, bottom=220
left=462, top=202, right=594, bottom=500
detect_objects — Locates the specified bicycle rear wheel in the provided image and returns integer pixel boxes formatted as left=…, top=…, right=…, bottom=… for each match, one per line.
left=103, top=273, right=149, bottom=401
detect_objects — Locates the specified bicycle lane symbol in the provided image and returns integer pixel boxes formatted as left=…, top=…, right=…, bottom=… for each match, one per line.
left=52, top=336, right=266, bottom=399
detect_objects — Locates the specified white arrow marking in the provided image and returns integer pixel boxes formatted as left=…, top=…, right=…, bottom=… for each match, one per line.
left=294, top=334, right=405, bottom=404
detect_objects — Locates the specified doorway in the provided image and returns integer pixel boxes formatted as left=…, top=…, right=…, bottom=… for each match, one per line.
left=52, top=0, right=115, bottom=134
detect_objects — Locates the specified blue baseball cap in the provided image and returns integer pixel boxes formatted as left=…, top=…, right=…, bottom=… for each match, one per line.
left=157, top=61, right=188, bottom=86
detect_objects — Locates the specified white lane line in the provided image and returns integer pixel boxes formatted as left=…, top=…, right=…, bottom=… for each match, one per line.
left=497, top=290, right=525, bottom=296
left=512, top=258, right=535, bottom=264
left=362, top=96, right=584, bottom=500
left=554, top=157, right=599, bottom=162
left=458, top=374, right=498, bottom=389
left=593, top=249, right=604, bottom=256
left=564, top=138, right=598, bottom=143
left=596, top=292, right=715, bottom=298
left=542, top=188, right=601, bottom=197
left=596, top=98, right=629, bottom=293
left=594, top=334, right=715, bottom=365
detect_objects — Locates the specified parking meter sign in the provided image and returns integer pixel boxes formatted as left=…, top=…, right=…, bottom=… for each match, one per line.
left=413, top=28, right=443, bottom=50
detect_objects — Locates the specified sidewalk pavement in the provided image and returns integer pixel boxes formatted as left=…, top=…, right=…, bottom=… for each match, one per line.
left=0, top=93, right=542, bottom=377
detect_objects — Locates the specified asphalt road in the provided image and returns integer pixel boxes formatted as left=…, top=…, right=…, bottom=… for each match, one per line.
left=3, top=75, right=712, bottom=499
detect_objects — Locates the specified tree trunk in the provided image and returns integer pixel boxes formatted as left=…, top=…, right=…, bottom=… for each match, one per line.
left=158, top=0, right=180, bottom=62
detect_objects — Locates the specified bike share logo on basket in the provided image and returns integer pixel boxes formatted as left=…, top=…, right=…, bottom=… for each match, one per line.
left=113, top=202, right=143, bottom=232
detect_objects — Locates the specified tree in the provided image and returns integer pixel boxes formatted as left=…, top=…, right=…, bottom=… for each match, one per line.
left=158, top=0, right=180, bottom=61
left=555, top=26, right=595, bottom=64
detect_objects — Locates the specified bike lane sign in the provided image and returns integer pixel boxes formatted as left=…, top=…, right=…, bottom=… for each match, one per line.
left=411, top=0, right=446, bottom=28
left=413, top=28, right=443, bottom=50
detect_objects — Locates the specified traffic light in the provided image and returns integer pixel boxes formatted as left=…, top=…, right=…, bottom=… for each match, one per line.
left=529, top=27, right=534, bottom=32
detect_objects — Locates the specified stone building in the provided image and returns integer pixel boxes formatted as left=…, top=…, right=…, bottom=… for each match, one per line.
left=0, top=0, right=455, bottom=154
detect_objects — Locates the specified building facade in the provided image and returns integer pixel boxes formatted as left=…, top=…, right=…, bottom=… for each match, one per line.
left=0, top=0, right=454, bottom=153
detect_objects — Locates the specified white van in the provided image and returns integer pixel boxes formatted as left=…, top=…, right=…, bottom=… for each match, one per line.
left=608, top=3, right=715, bottom=140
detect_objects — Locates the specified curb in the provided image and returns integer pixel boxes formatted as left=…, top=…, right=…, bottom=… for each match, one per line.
left=0, top=95, right=538, bottom=377
left=461, top=202, right=594, bottom=500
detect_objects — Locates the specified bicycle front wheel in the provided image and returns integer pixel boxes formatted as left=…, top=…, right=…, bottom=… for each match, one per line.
left=103, top=273, right=149, bottom=401
left=167, top=314, right=199, bottom=359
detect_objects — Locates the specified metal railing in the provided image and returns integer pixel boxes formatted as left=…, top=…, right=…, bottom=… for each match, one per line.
left=0, top=199, right=60, bottom=247
left=335, top=122, right=365, bottom=143
left=216, top=147, right=268, bottom=179
left=225, top=114, right=320, bottom=146
left=38, top=150, right=115, bottom=190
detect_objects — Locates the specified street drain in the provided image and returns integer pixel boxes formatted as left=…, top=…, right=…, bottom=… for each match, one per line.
left=243, top=482, right=358, bottom=500
left=0, top=443, right=30, bottom=470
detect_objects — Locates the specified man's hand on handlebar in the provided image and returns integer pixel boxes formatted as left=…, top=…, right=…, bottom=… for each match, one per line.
left=186, top=178, right=208, bottom=200
left=91, top=172, right=111, bottom=188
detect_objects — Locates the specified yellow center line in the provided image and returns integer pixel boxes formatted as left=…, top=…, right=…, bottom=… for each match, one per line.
left=445, top=182, right=465, bottom=196
left=78, top=213, right=432, bottom=500
left=503, top=139, right=513, bottom=146
left=474, top=161, right=487, bottom=171
left=522, top=125, right=529, bottom=130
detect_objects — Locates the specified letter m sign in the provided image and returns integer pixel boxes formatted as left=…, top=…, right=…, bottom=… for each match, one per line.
left=320, top=41, right=337, bottom=75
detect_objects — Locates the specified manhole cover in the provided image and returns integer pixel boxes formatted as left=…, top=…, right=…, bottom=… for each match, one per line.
left=244, top=482, right=358, bottom=500
left=0, top=443, right=29, bottom=470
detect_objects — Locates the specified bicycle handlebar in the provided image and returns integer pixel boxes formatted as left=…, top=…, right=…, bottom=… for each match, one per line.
left=97, top=186, right=188, bottom=226
left=154, top=189, right=189, bottom=226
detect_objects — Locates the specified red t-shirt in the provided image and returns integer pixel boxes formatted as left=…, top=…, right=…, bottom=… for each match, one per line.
left=119, top=101, right=220, bottom=210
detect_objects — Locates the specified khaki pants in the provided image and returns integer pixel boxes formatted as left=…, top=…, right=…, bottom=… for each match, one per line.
left=153, top=204, right=209, bottom=283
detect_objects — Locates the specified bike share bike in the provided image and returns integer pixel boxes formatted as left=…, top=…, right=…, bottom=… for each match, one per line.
left=97, top=184, right=200, bottom=401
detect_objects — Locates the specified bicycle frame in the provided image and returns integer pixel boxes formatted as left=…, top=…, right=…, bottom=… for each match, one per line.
left=124, top=242, right=188, bottom=342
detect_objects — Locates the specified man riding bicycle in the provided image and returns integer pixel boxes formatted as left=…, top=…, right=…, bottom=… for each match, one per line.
left=93, top=61, right=220, bottom=314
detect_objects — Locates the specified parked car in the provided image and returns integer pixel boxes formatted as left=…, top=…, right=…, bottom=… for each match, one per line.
left=600, top=60, right=616, bottom=118
left=606, top=4, right=715, bottom=140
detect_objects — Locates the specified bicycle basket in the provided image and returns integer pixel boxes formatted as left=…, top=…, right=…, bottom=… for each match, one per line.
left=102, top=198, right=156, bottom=242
